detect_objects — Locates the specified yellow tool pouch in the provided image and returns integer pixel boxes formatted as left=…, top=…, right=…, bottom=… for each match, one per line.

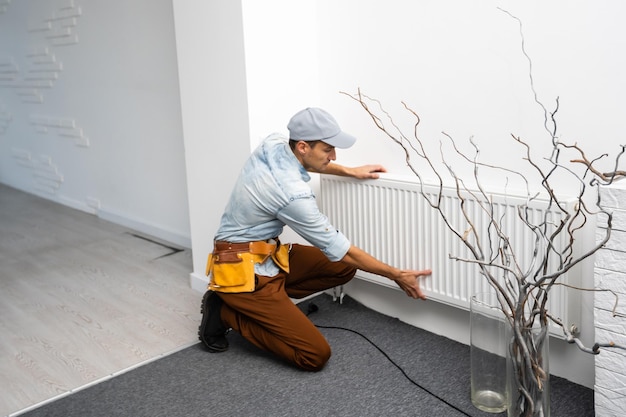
left=206, top=252, right=261, bottom=293
left=271, top=243, right=290, bottom=273
left=206, top=240, right=284, bottom=293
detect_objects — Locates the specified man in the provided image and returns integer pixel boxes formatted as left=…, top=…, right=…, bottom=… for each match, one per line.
left=199, top=107, right=431, bottom=371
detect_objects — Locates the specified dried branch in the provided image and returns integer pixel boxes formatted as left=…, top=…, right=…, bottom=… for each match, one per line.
left=546, top=282, right=626, bottom=319
left=343, top=82, right=623, bottom=417
left=343, top=8, right=625, bottom=416
left=549, top=313, right=626, bottom=353
left=566, top=142, right=626, bottom=182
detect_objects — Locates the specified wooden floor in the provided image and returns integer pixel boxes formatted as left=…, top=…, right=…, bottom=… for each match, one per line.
left=0, top=184, right=202, bottom=417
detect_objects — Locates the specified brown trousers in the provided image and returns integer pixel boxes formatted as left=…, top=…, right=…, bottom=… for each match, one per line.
left=217, top=244, right=356, bottom=371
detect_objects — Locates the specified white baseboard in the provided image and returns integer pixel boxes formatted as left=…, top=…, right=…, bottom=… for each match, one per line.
left=190, top=271, right=209, bottom=293
left=57, top=195, right=99, bottom=215
left=99, top=207, right=191, bottom=248
left=12, top=185, right=193, bottom=249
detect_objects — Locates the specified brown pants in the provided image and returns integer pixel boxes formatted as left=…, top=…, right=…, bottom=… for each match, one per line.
left=218, top=244, right=356, bottom=371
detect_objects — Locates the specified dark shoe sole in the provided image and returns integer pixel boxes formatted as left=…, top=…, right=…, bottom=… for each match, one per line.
left=199, top=291, right=229, bottom=352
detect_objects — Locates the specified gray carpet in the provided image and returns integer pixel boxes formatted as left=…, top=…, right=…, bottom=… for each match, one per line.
left=21, top=294, right=594, bottom=417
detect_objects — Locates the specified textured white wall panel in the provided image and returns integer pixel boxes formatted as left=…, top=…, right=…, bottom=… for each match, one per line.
left=595, top=181, right=626, bottom=416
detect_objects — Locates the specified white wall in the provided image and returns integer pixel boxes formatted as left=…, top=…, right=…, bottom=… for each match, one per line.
left=0, top=0, right=190, bottom=247
left=317, top=0, right=626, bottom=191
left=241, top=0, right=320, bottom=149
left=172, top=0, right=252, bottom=290
left=595, top=180, right=626, bottom=417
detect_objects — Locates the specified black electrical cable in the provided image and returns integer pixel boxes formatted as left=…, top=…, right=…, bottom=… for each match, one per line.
left=306, top=302, right=474, bottom=417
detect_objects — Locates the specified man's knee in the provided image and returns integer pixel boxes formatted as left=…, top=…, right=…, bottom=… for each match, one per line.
left=296, top=342, right=331, bottom=372
left=339, top=264, right=357, bottom=285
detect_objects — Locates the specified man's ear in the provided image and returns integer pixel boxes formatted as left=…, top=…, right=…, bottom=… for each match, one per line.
left=295, top=140, right=309, bottom=155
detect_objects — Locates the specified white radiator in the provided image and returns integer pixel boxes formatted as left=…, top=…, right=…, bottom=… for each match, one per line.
left=319, top=174, right=584, bottom=337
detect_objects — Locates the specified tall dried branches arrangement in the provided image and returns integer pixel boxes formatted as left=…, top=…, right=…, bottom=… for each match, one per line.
left=342, top=9, right=625, bottom=417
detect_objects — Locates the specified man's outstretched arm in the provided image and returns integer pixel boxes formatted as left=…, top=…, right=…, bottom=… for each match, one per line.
left=341, top=245, right=431, bottom=300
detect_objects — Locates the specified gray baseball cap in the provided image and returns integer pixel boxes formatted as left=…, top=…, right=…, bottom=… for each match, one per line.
left=287, top=107, right=357, bottom=149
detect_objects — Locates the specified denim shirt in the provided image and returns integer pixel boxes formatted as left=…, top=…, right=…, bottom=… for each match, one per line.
left=214, top=133, right=351, bottom=276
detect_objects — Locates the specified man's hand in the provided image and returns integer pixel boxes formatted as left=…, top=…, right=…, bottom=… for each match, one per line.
left=393, top=269, right=432, bottom=300
left=322, top=163, right=387, bottom=179
left=341, top=246, right=431, bottom=300
left=349, top=164, right=387, bottom=179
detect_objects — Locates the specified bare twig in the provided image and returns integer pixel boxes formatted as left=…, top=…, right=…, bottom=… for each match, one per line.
left=343, top=9, right=625, bottom=416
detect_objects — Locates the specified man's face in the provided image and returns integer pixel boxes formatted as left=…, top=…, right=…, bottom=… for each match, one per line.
left=299, top=141, right=337, bottom=172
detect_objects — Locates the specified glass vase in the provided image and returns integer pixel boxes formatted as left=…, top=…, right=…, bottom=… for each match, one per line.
left=506, top=323, right=550, bottom=417
left=470, top=292, right=508, bottom=413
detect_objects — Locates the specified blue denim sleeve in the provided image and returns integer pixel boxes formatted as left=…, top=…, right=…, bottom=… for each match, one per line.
left=276, top=196, right=351, bottom=262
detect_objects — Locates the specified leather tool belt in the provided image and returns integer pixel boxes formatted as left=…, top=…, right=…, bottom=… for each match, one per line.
left=206, top=239, right=290, bottom=293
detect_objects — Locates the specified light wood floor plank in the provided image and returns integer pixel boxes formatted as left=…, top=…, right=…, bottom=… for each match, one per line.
left=0, top=184, right=202, bottom=416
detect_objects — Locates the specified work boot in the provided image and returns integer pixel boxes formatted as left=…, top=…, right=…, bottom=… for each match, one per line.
left=198, top=290, right=229, bottom=352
